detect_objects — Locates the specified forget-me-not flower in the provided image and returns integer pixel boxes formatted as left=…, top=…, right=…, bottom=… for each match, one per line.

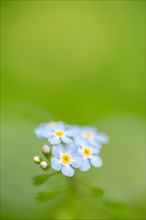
left=51, top=144, right=83, bottom=177
left=77, top=140, right=102, bottom=171
left=43, top=124, right=74, bottom=145
left=75, top=126, right=109, bottom=147
left=34, top=121, right=65, bottom=139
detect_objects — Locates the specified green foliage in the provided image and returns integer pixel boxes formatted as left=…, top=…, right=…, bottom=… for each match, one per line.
left=32, top=174, right=53, bottom=186
left=91, top=187, right=104, bottom=198
left=36, top=191, right=60, bottom=203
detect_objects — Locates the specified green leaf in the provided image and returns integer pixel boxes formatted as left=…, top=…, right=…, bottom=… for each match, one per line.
left=78, top=179, right=104, bottom=198
left=36, top=191, right=58, bottom=202
left=36, top=189, right=66, bottom=203
left=91, top=187, right=104, bottom=198
left=32, top=173, right=58, bottom=186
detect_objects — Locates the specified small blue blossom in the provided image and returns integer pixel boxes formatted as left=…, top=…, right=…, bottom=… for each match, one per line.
left=34, top=121, right=65, bottom=139
left=75, top=126, right=109, bottom=147
left=77, top=140, right=102, bottom=171
left=51, top=144, right=83, bottom=177
left=44, top=124, right=73, bottom=145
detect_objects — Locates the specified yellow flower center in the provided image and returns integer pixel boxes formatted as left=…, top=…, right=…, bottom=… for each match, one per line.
left=55, top=131, right=64, bottom=137
left=83, top=132, right=93, bottom=140
left=82, top=147, right=91, bottom=157
left=61, top=154, right=71, bottom=164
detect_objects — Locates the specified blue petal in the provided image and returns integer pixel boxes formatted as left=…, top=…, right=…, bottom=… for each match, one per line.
left=88, top=141, right=101, bottom=149
left=90, top=146, right=100, bottom=154
left=76, top=139, right=88, bottom=147
left=61, top=136, right=73, bottom=144
left=53, top=124, right=65, bottom=132
left=34, top=128, right=44, bottom=138
left=42, top=130, right=53, bottom=138
left=90, top=155, right=102, bottom=167
left=61, top=165, right=75, bottom=177
left=48, top=136, right=61, bottom=145
left=51, top=157, right=62, bottom=170
left=52, top=144, right=64, bottom=157
left=80, top=158, right=91, bottom=171
left=82, top=126, right=97, bottom=133
left=34, top=123, right=50, bottom=138
left=65, top=126, right=81, bottom=136
left=96, top=133, right=109, bottom=144
left=71, top=154, right=83, bottom=168
left=64, top=143, right=78, bottom=155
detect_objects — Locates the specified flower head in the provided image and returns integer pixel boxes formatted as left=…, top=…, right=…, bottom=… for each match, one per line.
left=34, top=121, right=64, bottom=138
left=51, top=144, right=83, bottom=177
left=45, top=124, right=73, bottom=145
left=77, top=140, right=102, bottom=171
left=75, top=126, right=109, bottom=147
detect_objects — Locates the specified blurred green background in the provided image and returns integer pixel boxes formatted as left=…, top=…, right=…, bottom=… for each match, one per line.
left=1, top=1, right=145, bottom=219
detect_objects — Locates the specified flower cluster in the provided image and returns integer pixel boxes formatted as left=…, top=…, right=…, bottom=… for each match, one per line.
left=33, top=121, right=109, bottom=177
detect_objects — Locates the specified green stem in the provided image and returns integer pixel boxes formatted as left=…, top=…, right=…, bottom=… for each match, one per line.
left=67, top=176, right=78, bottom=193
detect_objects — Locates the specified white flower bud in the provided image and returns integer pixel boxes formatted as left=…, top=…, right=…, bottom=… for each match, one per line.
left=33, top=156, right=41, bottom=163
left=40, top=161, right=48, bottom=170
left=42, top=144, right=50, bottom=154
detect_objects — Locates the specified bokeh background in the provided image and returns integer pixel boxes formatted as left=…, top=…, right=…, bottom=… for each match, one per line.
left=1, top=1, right=145, bottom=219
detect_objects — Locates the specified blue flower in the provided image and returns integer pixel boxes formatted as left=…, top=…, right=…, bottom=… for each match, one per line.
left=45, top=124, right=74, bottom=145
left=77, top=140, right=102, bottom=171
left=51, top=144, right=83, bottom=177
left=75, top=126, right=109, bottom=146
left=34, top=121, right=65, bottom=139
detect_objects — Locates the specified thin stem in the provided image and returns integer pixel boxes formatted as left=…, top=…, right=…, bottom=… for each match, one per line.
left=67, top=176, right=78, bottom=193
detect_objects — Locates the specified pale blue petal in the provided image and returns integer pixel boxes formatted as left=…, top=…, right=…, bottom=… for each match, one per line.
left=48, top=136, right=61, bottom=145
left=80, top=158, right=91, bottom=171
left=51, top=157, right=62, bottom=170
left=90, top=146, right=100, bottom=154
left=61, top=136, right=73, bottom=144
left=34, top=128, right=44, bottom=138
left=42, top=130, right=54, bottom=138
left=34, top=124, right=50, bottom=138
left=53, top=124, right=65, bottom=132
left=89, top=141, right=102, bottom=149
left=90, top=155, right=102, bottom=167
left=71, top=155, right=83, bottom=168
left=82, top=126, right=97, bottom=133
left=96, top=133, right=109, bottom=144
left=61, top=165, right=75, bottom=177
left=52, top=145, right=64, bottom=157
left=74, top=138, right=83, bottom=146
left=64, top=143, right=78, bottom=155
left=76, top=139, right=88, bottom=147
left=65, top=126, right=81, bottom=136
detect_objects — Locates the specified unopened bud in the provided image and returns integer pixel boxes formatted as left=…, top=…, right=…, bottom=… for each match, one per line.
left=33, top=156, right=41, bottom=164
left=42, top=144, right=50, bottom=154
left=40, top=161, right=48, bottom=170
